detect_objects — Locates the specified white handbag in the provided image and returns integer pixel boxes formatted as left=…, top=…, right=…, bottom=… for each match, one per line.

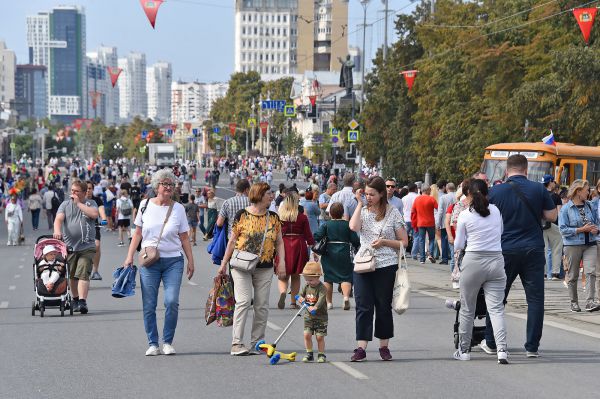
left=392, top=247, right=410, bottom=315
left=229, top=213, right=269, bottom=272
left=353, top=207, right=392, bottom=274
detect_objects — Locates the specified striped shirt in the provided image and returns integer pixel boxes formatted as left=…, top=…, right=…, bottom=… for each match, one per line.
left=219, top=194, right=250, bottom=238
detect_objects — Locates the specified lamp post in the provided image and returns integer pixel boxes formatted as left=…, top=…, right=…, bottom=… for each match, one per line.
left=359, top=0, right=371, bottom=110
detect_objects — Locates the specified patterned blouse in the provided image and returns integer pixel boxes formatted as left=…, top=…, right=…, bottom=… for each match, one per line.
left=359, top=205, right=406, bottom=269
left=232, top=209, right=281, bottom=268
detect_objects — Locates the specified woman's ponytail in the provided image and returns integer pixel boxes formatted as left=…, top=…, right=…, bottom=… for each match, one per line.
left=469, top=179, right=490, bottom=217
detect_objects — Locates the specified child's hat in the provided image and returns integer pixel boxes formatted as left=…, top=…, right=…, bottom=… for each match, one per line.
left=42, top=245, right=59, bottom=256
left=302, top=262, right=323, bottom=277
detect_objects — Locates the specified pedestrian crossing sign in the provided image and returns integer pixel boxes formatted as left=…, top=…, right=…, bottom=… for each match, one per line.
left=330, top=127, right=339, bottom=137
left=348, top=130, right=359, bottom=142
left=248, top=118, right=257, bottom=128
left=284, top=105, right=296, bottom=117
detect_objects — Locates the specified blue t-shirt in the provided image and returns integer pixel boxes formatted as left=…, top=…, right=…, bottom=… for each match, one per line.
left=488, top=175, right=555, bottom=252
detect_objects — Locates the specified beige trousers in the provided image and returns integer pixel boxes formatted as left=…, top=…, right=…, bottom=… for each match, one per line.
left=231, top=267, right=273, bottom=346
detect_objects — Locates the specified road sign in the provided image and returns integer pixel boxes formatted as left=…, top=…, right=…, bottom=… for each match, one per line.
left=10, top=142, right=16, bottom=150
left=346, top=143, right=357, bottom=160
left=260, top=121, right=268, bottom=134
left=348, top=119, right=359, bottom=130
left=312, top=133, right=323, bottom=144
left=284, top=105, right=296, bottom=117
left=192, top=128, right=199, bottom=137
left=141, top=130, right=148, bottom=139
left=228, top=123, right=237, bottom=135
left=248, top=118, right=256, bottom=128
left=330, top=127, right=339, bottom=137
left=216, top=144, right=221, bottom=150
left=139, top=146, right=146, bottom=154
left=213, top=126, right=220, bottom=134
left=97, top=144, right=104, bottom=153
left=224, top=134, right=231, bottom=142
left=348, top=130, right=359, bottom=142
left=332, top=136, right=339, bottom=144
left=166, top=129, right=173, bottom=136
left=261, top=100, right=286, bottom=112
left=213, top=133, right=221, bottom=140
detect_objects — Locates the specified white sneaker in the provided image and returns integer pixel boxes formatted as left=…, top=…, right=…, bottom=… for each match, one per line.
left=479, top=339, right=497, bottom=355
left=327, top=303, right=333, bottom=310
left=497, top=349, right=509, bottom=364
left=453, top=349, right=470, bottom=361
left=162, top=343, right=176, bottom=355
left=145, top=345, right=160, bottom=356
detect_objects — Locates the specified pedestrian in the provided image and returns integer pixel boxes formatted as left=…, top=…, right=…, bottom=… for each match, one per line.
left=303, top=191, right=320, bottom=234
left=43, top=184, right=57, bottom=229
left=86, top=181, right=106, bottom=281
left=277, top=191, right=315, bottom=309
left=558, top=179, right=600, bottom=312
left=297, top=262, right=328, bottom=363
left=411, top=184, right=438, bottom=264
left=319, top=183, right=336, bottom=223
left=53, top=180, right=99, bottom=314
left=542, top=175, right=563, bottom=280
left=194, top=188, right=207, bottom=236
left=116, top=189, right=133, bottom=246
left=402, top=183, right=420, bottom=259
left=202, top=188, right=218, bottom=240
left=184, top=194, right=200, bottom=246
left=482, top=154, right=557, bottom=358
left=27, top=188, right=43, bottom=231
left=217, top=182, right=285, bottom=356
left=5, top=195, right=23, bottom=246
left=123, top=168, right=195, bottom=356
left=437, top=182, right=457, bottom=266
left=326, top=173, right=355, bottom=217
left=349, top=176, right=408, bottom=362
left=216, top=179, right=250, bottom=238
left=313, top=202, right=360, bottom=310
left=452, top=180, right=509, bottom=364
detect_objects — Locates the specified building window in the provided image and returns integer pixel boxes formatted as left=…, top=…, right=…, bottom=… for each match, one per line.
left=277, top=15, right=281, bottom=23
left=283, top=15, right=287, bottom=23
left=283, top=28, right=287, bottom=36
left=242, top=14, right=246, bottom=22
left=242, top=27, right=246, bottom=35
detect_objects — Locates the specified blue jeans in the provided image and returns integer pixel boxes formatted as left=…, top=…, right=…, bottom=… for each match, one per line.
left=406, top=222, right=420, bottom=259
left=418, top=227, right=436, bottom=262
left=441, top=228, right=450, bottom=263
left=484, top=249, right=545, bottom=352
left=31, top=209, right=40, bottom=229
left=140, top=256, right=184, bottom=347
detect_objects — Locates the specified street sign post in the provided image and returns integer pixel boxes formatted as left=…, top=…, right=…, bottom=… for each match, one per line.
left=348, top=130, right=359, bottom=142
left=97, top=144, right=104, bottom=153
left=141, top=130, right=148, bottom=139
left=330, top=127, right=339, bottom=137
left=284, top=105, right=296, bottom=117
left=348, top=119, right=359, bottom=130
left=192, top=128, right=199, bottom=137
left=10, top=142, right=16, bottom=150
left=248, top=118, right=256, bottom=128
left=261, top=100, right=286, bottom=112
left=213, top=126, right=220, bottom=134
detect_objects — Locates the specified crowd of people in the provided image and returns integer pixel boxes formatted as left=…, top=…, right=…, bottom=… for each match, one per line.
left=3, top=152, right=599, bottom=366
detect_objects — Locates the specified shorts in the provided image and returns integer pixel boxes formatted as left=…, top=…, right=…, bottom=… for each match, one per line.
left=95, top=226, right=101, bottom=241
left=67, top=248, right=96, bottom=281
left=117, top=219, right=130, bottom=228
left=303, top=318, right=328, bottom=337
left=188, top=219, right=198, bottom=228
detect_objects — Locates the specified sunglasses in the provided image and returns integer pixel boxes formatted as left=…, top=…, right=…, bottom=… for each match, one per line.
left=386, top=185, right=396, bottom=188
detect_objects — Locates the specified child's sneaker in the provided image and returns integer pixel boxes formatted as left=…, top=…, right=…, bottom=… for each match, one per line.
left=317, top=353, right=326, bottom=363
left=302, top=352, right=314, bottom=362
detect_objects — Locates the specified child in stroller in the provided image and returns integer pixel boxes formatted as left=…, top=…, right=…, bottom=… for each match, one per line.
left=37, top=245, right=65, bottom=293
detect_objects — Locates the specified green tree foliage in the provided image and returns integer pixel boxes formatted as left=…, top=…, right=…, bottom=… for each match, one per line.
left=362, top=0, right=600, bottom=182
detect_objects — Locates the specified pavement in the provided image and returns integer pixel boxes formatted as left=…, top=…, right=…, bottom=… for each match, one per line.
left=1, top=172, right=600, bottom=398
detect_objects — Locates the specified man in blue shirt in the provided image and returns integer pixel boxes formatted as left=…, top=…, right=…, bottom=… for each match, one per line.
left=481, top=154, right=557, bottom=357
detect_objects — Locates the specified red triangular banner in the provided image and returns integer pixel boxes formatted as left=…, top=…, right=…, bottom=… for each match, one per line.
left=401, top=70, right=418, bottom=91
left=140, top=0, right=164, bottom=29
left=89, top=91, right=102, bottom=109
left=573, top=8, right=597, bottom=44
left=229, top=123, right=237, bottom=135
left=107, top=67, right=122, bottom=87
left=308, top=95, right=317, bottom=106
left=260, top=121, right=268, bottom=135
left=184, top=122, right=192, bottom=132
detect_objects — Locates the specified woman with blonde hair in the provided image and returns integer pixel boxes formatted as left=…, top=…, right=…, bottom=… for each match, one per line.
left=558, top=179, right=600, bottom=312
left=277, top=191, right=315, bottom=309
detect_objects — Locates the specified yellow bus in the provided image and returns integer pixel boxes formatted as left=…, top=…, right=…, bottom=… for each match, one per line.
left=482, top=142, right=600, bottom=186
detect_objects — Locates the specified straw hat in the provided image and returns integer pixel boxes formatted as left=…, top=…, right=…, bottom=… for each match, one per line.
left=302, top=262, right=323, bottom=277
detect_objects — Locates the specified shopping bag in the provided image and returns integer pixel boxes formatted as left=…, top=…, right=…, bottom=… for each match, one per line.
left=392, top=248, right=410, bottom=315
left=215, top=275, right=235, bottom=327
left=205, top=275, right=222, bottom=325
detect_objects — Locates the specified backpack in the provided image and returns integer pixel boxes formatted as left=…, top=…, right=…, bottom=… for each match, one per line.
left=120, top=199, right=132, bottom=216
left=51, top=192, right=61, bottom=212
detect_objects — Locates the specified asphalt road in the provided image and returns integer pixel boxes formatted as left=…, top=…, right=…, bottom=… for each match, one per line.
left=2, top=176, right=600, bottom=398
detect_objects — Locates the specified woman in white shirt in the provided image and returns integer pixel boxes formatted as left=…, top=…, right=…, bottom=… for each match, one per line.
left=453, top=179, right=508, bottom=364
left=123, top=168, right=195, bottom=357
left=116, top=189, right=134, bottom=246
left=4, top=195, right=23, bottom=246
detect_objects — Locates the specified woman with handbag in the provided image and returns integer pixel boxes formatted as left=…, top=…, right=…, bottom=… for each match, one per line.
left=453, top=179, right=508, bottom=364
left=123, top=168, right=195, bottom=357
left=277, top=191, right=315, bottom=309
left=313, top=202, right=360, bottom=310
left=218, top=182, right=286, bottom=356
left=349, top=177, right=407, bottom=362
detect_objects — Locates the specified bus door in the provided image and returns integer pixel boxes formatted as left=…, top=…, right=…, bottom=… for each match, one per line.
left=557, top=159, right=586, bottom=186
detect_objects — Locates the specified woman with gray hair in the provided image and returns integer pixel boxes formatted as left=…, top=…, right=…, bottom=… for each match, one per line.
left=123, top=168, right=195, bottom=356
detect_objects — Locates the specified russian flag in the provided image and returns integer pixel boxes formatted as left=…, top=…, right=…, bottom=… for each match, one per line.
left=542, top=131, right=556, bottom=146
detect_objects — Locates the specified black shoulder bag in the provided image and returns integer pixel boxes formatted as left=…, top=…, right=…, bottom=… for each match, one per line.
left=507, top=181, right=544, bottom=231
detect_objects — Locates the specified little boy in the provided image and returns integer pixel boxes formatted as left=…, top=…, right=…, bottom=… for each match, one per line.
left=37, top=245, right=64, bottom=292
left=297, top=262, right=328, bottom=363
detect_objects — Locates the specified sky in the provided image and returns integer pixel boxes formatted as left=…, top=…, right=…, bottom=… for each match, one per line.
left=0, top=0, right=417, bottom=83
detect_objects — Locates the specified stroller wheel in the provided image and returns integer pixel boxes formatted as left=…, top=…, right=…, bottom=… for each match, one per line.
left=40, top=305, right=45, bottom=318
left=60, top=301, right=65, bottom=317
left=453, top=333, right=459, bottom=349
left=31, top=301, right=36, bottom=316
left=69, top=301, right=74, bottom=316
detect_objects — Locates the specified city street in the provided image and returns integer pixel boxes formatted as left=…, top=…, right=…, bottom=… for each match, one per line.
left=2, top=179, right=600, bottom=399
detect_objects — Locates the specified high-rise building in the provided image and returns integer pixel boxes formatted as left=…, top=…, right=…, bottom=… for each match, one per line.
left=27, top=6, right=86, bottom=123
left=86, top=56, right=110, bottom=123
left=92, top=46, right=120, bottom=125
left=146, top=62, right=172, bottom=124
left=171, top=81, right=228, bottom=124
left=118, top=52, right=147, bottom=121
left=13, top=65, right=47, bottom=120
left=297, top=0, right=349, bottom=73
left=234, top=0, right=348, bottom=76
left=0, top=40, right=16, bottom=108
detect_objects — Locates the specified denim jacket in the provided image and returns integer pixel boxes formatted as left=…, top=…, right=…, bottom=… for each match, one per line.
left=558, top=200, right=598, bottom=245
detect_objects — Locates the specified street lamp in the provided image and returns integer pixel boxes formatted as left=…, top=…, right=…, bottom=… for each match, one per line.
left=360, top=0, right=371, bottom=110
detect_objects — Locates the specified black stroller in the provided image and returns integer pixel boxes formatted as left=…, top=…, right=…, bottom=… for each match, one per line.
left=447, top=288, right=487, bottom=349
left=31, top=236, right=74, bottom=317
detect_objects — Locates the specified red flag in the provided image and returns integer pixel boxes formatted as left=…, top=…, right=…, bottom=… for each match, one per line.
left=89, top=91, right=102, bottom=109
left=308, top=95, right=317, bottom=106
left=228, top=123, right=237, bottom=135
left=140, top=0, right=164, bottom=29
left=260, top=121, right=268, bottom=135
left=107, top=67, right=122, bottom=87
left=573, top=8, right=597, bottom=44
left=184, top=122, right=192, bottom=132
left=74, top=119, right=83, bottom=130
left=401, top=70, right=418, bottom=91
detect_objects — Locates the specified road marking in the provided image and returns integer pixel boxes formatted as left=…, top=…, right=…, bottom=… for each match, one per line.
left=0, top=301, right=8, bottom=309
left=266, top=321, right=282, bottom=331
left=188, top=281, right=198, bottom=286
left=9, top=286, right=16, bottom=291
left=331, top=362, right=369, bottom=380
left=14, top=274, right=21, bottom=279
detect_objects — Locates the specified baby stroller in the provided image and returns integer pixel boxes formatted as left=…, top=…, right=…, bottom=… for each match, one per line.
left=447, top=288, right=487, bottom=349
left=31, top=236, right=73, bottom=317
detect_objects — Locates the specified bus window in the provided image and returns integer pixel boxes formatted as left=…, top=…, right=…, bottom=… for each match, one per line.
left=481, top=159, right=506, bottom=183
left=559, top=159, right=587, bottom=186
left=587, top=160, right=600, bottom=185
left=560, top=165, right=569, bottom=186
left=574, top=163, right=584, bottom=180
left=527, top=161, right=553, bottom=183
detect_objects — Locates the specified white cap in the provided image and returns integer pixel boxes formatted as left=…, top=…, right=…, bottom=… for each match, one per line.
left=42, top=245, right=59, bottom=256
